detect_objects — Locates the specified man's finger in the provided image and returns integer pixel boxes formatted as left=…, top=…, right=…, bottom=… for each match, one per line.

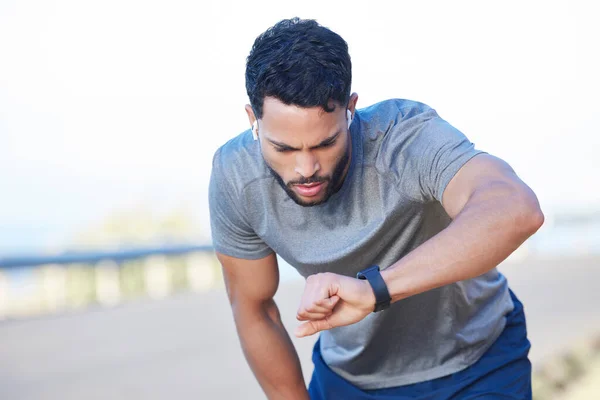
left=296, top=295, right=341, bottom=318
left=296, top=310, right=332, bottom=321
left=294, top=317, right=333, bottom=338
left=298, top=303, right=330, bottom=316
left=324, top=295, right=340, bottom=308
left=312, top=296, right=340, bottom=310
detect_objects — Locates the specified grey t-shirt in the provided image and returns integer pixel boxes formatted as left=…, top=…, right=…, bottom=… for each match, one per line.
left=209, top=99, right=514, bottom=389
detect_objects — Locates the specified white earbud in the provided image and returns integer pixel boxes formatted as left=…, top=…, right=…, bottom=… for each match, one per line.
left=346, top=109, right=353, bottom=129
left=252, top=121, right=258, bottom=140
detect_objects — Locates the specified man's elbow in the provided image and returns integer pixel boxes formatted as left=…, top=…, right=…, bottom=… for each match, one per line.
left=522, top=206, right=545, bottom=236
left=231, top=296, right=281, bottom=325
left=512, top=188, right=545, bottom=237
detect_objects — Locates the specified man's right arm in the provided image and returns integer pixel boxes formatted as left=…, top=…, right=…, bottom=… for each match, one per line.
left=217, top=251, right=310, bottom=400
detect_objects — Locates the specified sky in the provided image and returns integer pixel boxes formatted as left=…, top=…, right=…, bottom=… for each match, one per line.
left=0, top=0, right=599, bottom=254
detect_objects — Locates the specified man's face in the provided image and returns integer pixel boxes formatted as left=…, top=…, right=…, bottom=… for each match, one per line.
left=253, top=97, right=353, bottom=207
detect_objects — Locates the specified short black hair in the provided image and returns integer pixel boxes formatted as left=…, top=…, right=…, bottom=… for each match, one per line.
left=245, top=17, right=352, bottom=119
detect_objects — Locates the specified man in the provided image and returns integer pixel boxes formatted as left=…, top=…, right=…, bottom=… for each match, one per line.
left=209, top=17, right=543, bottom=399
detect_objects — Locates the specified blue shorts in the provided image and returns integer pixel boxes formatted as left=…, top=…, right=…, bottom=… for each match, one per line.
left=308, top=288, right=532, bottom=399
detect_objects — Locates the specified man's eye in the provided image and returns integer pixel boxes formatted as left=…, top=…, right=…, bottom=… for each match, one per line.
left=320, top=141, right=336, bottom=148
left=275, top=147, right=293, bottom=153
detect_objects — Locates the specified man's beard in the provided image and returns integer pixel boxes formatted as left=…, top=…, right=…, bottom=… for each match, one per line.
left=267, top=149, right=351, bottom=207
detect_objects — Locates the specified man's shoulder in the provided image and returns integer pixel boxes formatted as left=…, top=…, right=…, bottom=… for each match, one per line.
left=211, top=129, right=267, bottom=190
left=213, top=128, right=255, bottom=163
left=356, top=98, right=435, bottom=124
left=357, top=98, right=439, bottom=163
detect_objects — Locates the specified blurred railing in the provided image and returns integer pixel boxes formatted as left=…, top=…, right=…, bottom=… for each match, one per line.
left=1, top=209, right=598, bottom=320
left=0, top=245, right=221, bottom=320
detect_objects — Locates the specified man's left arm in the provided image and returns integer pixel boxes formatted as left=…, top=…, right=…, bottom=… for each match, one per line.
left=381, top=153, right=545, bottom=302
left=294, top=153, right=544, bottom=338
left=294, top=153, right=544, bottom=337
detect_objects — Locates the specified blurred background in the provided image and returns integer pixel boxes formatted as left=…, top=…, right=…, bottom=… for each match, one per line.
left=1, top=1, right=598, bottom=399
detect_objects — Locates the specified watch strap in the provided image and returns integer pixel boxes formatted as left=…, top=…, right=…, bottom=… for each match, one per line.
left=356, top=265, right=391, bottom=312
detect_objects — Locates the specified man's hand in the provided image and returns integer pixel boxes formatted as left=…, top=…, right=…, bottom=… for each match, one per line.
left=294, top=272, right=376, bottom=338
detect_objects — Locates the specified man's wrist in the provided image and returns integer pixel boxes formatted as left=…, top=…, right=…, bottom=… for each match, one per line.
left=380, top=265, right=412, bottom=303
left=360, top=279, right=377, bottom=310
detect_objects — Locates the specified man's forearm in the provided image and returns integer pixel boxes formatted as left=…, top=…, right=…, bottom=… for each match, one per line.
left=233, top=299, right=309, bottom=400
left=381, top=182, right=544, bottom=303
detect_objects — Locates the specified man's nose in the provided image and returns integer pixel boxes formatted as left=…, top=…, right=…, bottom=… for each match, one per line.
left=294, top=151, right=320, bottom=178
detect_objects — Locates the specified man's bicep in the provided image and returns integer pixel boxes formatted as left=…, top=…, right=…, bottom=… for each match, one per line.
left=217, top=251, right=279, bottom=307
left=441, top=153, right=526, bottom=219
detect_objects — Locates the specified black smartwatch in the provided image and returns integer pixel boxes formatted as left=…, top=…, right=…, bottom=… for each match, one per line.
left=356, top=265, right=391, bottom=312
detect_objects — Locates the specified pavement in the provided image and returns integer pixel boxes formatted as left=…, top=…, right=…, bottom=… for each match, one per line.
left=0, top=254, right=599, bottom=399
left=557, top=352, right=600, bottom=400
left=566, top=362, right=600, bottom=400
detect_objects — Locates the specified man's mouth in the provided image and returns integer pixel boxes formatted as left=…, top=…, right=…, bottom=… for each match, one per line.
left=293, top=182, right=325, bottom=197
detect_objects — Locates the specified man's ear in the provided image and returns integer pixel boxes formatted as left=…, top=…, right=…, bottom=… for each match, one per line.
left=347, top=92, right=359, bottom=118
left=244, top=104, right=256, bottom=126
left=245, top=104, right=259, bottom=140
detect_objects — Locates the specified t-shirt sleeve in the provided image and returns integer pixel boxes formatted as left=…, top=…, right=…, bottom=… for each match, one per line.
left=208, top=148, right=273, bottom=259
left=389, top=107, right=486, bottom=203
